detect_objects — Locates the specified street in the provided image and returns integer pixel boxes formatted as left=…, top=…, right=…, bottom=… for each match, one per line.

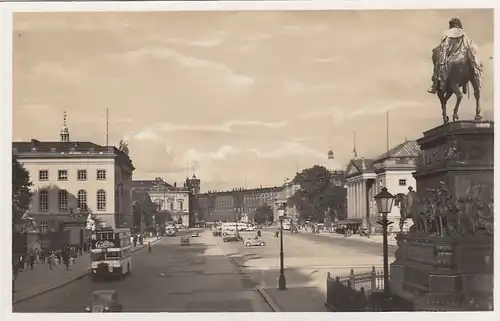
left=14, top=228, right=392, bottom=312
left=13, top=229, right=272, bottom=313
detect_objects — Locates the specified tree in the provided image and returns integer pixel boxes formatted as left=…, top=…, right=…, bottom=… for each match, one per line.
left=132, top=190, right=159, bottom=231
left=118, top=140, right=129, bottom=155
left=288, top=165, right=346, bottom=222
left=254, top=204, right=273, bottom=225
left=12, top=155, right=33, bottom=229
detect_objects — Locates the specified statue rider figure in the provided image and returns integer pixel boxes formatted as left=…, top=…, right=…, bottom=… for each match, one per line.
left=428, top=17, right=482, bottom=94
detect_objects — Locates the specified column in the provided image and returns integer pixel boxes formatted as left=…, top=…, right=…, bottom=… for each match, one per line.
left=348, top=182, right=353, bottom=219
left=355, top=181, right=359, bottom=219
left=361, top=180, right=366, bottom=219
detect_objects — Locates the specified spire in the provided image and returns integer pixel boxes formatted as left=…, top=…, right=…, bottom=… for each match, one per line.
left=352, top=130, right=358, bottom=159
left=60, top=111, right=70, bottom=142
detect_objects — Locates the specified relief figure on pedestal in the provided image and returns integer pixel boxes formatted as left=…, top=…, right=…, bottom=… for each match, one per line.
left=428, top=17, right=483, bottom=123
left=394, top=192, right=408, bottom=232
left=454, top=181, right=493, bottom=236
left=427, top=181, right=453, bottom=237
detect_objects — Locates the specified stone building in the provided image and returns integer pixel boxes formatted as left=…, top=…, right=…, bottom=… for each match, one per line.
left=345, top=140, right=421, bottom=233
left=13, top=113, right=134, bottom=250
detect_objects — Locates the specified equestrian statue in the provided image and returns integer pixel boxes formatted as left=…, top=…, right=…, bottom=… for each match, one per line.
left=428, top=17, right=484, bottom=124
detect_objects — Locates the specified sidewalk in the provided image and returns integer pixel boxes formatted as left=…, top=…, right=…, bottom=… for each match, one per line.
left=12, top=236, right=162, bottom=304
left=294, top=230, right=398, bottom=247
left=258, top=286, right=329, bottom=312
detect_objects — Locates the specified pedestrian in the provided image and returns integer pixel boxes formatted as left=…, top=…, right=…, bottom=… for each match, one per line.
left=62, top=249, right=70, bottom=270
left=28, top=253, right=35, bottom=270
left=48, top=252, right=54, bottom=271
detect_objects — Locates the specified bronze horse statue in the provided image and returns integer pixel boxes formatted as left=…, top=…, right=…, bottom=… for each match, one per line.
left=431, top=45, right=482, bottom=124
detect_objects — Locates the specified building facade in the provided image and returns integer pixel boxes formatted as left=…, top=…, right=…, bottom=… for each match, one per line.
left=194, top=186, right=279, bottom=223
left=13, top=124, right=134, bottom=250
left=345, top=140, right=421, bottom=233
left=273, top=180, right=300, bottom=223
left=131, top=179, right=191, bottom=227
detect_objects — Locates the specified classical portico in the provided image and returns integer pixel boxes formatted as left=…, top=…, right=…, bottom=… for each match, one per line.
left=345, top=158, right=377, bottom=231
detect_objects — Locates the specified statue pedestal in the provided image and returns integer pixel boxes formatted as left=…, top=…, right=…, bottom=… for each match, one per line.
left=390, top=120, right=494, bottom=311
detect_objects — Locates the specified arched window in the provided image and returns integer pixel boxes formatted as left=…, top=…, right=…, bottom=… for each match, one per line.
left=97, top=190, right=106, bottom=211
left=77, top=190, right=87, bottom=211
left=59, top=189, right=68, bottom=212
left=39, top=190, right=48, bottom=212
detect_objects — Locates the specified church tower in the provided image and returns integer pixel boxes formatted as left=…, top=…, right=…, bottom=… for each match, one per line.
left=60, top=111, right=70, bottom=142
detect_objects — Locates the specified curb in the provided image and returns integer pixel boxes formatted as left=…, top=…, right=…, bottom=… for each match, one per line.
left=13, top=237, right=162, bottom=305
left=256, top=287, right=282, bottom=312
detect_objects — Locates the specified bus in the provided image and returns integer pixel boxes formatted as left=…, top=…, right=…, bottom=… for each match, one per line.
left=90, top=228, right=133, bottom=280
left=282, top=217, right=292, bottom=231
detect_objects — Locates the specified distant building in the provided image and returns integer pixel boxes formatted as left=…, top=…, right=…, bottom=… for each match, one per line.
left=131, top=179, right=191, bottom=227
left=273, top=179, right=300, bottom=223
left=345, top=140, right=421, bottom=233
left=13, top=112, right=135, bottom=250
left=195, top=186, right=280, bottom=223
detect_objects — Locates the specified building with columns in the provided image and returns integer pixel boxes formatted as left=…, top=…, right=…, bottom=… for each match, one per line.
left=345, top=140, right=421, bottom=233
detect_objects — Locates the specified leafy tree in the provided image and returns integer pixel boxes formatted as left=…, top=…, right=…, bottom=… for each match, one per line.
left=118, top=140, right=129, bottom=155
left=12, top=155, right=33, bottom=229
left=132, top=190, right=159, bottom=230
left=288, top=165, right=346, bottom=222
left=254, top=204, right=273, bottom=225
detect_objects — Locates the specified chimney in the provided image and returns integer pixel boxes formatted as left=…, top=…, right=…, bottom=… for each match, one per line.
left=174, top=182, right=177, bottom=187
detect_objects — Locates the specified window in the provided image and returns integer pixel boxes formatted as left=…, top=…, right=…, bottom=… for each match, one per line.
left=399, top=179, right=407, bottom=186
left=39, top=170, right=49, bottom=181
left=39, top=190, right=48, bottom=212
left=170, top=202, right=174, bottom=211
left=77, top=190, right=88, bottom=211
left=179, top=200, right=184, bottom=211
left=59, top=189, right=68, bottom=212
left=97, top=190, right=106, bottom=211
left=77, top=170, right=87, bottom=181
left=96, top=169, right=106, bottom=180
left=40, top=221, right=48, bottom=233
left=58, top=170, right=68, bottom=181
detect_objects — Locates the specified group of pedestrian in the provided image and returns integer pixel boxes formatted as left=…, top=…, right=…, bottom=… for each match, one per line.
left=14, top=245, right=82, bottom=274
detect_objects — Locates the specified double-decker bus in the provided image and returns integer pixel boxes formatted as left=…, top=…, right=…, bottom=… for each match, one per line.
left=90, top=228, right=133, bottom=280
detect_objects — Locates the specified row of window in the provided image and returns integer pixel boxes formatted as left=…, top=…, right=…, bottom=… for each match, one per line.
left=39, top=169, right=107, bottom=181
left=38, top=189, right=107, bottom=212
left=156, top=199, right=184, bottom=211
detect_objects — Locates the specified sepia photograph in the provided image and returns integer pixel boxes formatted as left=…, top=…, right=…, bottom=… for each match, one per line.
left=6, top=3, right=495, bottom=315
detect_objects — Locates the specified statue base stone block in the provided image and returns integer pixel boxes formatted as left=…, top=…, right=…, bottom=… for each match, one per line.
left=390, top=120, right=494, bottom=311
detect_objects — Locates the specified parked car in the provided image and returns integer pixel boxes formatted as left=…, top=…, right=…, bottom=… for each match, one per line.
left=244, top=238, right=266, bottom=247
left=223, top=234, right=242, bottom=242
left=246, top=225, right=256, bottom=232
left=190, top=231, right=200, bottom=237
left=180, top=236, right=190, bottom=246
left=85, top=290, right=123, bottom=313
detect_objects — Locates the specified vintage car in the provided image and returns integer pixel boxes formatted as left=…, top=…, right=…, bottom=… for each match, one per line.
left=223, top=234, right=243, bottom=242
left=85, top=290, right=123, bottom=313
left=244, top=238, right=266, bottom=247
left=190, top=231, right=200, bottom=237
left=180, top=236, right=190, bottom=246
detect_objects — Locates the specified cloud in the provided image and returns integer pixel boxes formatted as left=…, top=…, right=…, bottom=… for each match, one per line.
left=125, top=128, right=163, bottom=142
left=19, top=104, right=51, bottom=111
left=158, top=119, right=287, bottom=133
left=117, top=47, right=254, bottom=89
left=249, top=142, right=324, bottom=159
left=165, top=37, right=224, bottom=48
left=302, top=101, right=424, bottom=124
left=126, top=137, right=183, bottom=175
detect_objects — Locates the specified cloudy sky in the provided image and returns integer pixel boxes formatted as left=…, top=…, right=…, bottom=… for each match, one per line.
left=12, top=9, right=493, bottom=192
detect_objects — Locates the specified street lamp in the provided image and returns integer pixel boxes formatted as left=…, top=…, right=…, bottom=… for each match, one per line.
left=278, top=210, right=287, bottom=291
left=374, top=187, right=395, bottom=294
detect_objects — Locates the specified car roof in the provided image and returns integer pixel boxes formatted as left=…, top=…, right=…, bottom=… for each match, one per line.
left=92, top=290, right=118, bottom=303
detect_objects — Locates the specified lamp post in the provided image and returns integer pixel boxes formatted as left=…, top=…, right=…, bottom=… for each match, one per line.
left=374, top=187, right=395, bottom=294
left=278, top=210, right=287, bottom=291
